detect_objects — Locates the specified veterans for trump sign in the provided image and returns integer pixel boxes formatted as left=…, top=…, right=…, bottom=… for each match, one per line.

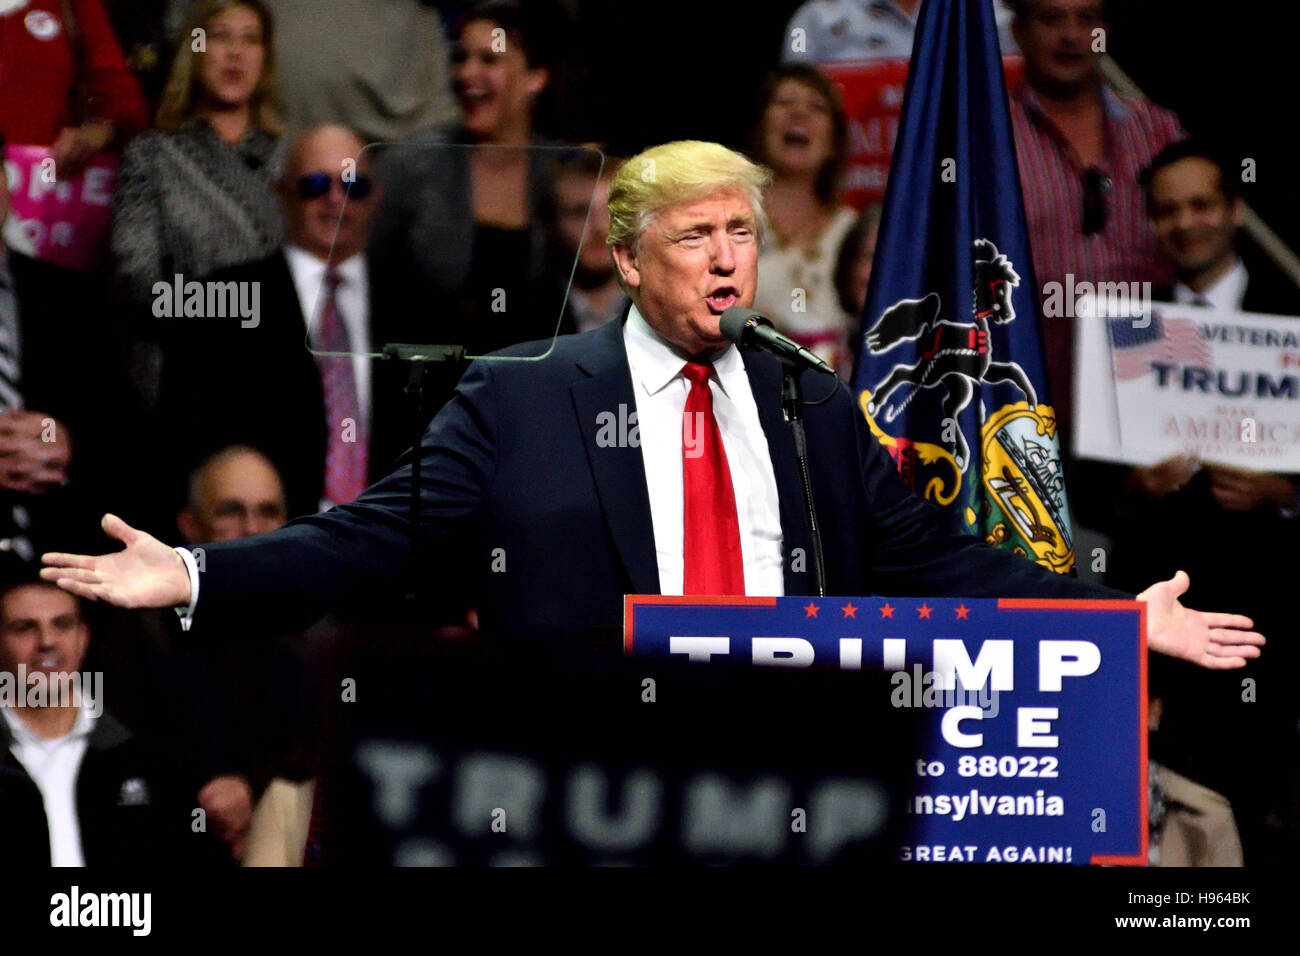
left=624, top=595, right=1148, bottom=865
left=1075, top=303, right=1300, bottom=469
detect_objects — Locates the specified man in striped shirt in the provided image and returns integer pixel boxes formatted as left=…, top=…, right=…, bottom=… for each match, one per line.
left=1006, top=0, right=1184, bottom=439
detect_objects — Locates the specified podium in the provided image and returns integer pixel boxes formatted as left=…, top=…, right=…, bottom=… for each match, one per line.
left=317, top=626, right=921, bottom=866
left=625, top=594, right=1148, bottom=865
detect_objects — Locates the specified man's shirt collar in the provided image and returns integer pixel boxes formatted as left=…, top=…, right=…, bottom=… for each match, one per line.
left=623, top=303, right=743, bottom=398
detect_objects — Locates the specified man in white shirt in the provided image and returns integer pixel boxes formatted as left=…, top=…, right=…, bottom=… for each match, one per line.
left=0, top=578, right=96, bottom=865
left=0, top=574, right=192, bottom=866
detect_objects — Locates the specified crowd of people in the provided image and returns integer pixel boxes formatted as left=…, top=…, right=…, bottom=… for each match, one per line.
left=0, top=0, right=1295, bottom=868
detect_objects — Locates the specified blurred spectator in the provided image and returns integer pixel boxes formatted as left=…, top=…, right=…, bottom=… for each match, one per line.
left=1087, top=142, right=1300, bottom=865
left=1148, top=695, right=1244, bottom=866
left=92, top=445, right=304, bottom=864
left=176, top=444, right=287, bottom=547
left=175, top=445, right=297, bottom=860
left=1142, top=141, right=1300, bottom=316
left=0, top=175, right=130, bottom=561
left=160, top=124, right=417, bottom=518
left=833, top=201, right=882, bottom=360
left=265, top=0, right=458, bottom=143
left=0, top=573, right=196, bottom=865
left=543, top=149, right=626, bottom=334
left=750, top=65, right=859, bottom=375
left=834, top=201, right=882, bottom=319
left=1005, top=0, right=1184, bottom=438
left=243, top=775, right=313, bottom=866
left=0, top=0, right=148, bottom=175
left=781, top=0, right=1016, bottom=63
left=370, top=0, right=568, bottom=361
left=110, top=0, right=284, bottom=307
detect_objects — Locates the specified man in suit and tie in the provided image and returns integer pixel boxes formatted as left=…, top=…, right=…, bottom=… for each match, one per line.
left=161, top=124, right=417, bottom=520
left=43, top=141, right=1262, bottom=672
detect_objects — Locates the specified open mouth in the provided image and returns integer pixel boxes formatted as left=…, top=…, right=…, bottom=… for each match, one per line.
left=783, top=128, right=811, bottom=147
left=706, top=287, right=738, bottom=314
left=460, top=88, right=493, bottom=110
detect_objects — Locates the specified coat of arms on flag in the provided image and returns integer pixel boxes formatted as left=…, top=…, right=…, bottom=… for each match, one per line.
left=858, top=241, right=1072, bottom=571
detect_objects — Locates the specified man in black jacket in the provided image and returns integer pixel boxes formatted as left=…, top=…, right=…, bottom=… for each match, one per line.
left=0, top=573, right=208, bottom=865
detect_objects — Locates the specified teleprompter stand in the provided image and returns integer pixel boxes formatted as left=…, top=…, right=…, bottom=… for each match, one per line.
left=381, top=343, right=466, bottom=604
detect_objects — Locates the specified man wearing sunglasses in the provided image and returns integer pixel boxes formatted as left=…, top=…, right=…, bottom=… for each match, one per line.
left=159, top=124, right=417, bottom=521
left=1005, top=0, right=1185, bottom=441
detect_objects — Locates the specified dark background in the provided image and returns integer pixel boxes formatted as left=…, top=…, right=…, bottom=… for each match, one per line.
left=545, top=0, right=1299, bottom=254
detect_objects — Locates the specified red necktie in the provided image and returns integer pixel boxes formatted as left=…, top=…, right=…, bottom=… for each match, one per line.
left=681, top=361, right=745, bottom=595
left=312, top=271, right=369, bottom=505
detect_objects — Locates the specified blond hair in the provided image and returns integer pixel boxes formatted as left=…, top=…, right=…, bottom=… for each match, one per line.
left=606, top=141, right=772, bottom=252
left=156, top=0, right=282, bottom=135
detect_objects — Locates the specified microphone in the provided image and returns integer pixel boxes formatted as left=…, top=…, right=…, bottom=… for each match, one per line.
left=719, top=307, right=835, bottom=376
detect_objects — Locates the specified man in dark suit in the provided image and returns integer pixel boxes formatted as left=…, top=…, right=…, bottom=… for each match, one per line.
left=42, top=142, right=1263, bottom=672
left=160, top=124, right=418, bottom=520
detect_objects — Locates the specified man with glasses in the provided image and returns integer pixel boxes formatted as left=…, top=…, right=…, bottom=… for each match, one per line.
left=1004, top=0, right=1185, bottom=440
left=160, top=123, right=416, bottom=519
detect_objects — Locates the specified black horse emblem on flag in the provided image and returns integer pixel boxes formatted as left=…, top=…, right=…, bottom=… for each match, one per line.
left=863, top=239, right=1037, bottom=470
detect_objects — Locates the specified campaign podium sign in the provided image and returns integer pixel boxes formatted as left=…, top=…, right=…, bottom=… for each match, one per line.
left=625, top=595, right=1148, bottom=865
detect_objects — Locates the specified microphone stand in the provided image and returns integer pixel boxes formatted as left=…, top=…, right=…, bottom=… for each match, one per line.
left=780, top=366, right=827, bottom=598
left=381, top=343, right=466, bottom=607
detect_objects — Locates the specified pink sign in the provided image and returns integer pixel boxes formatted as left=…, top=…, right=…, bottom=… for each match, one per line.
left=824, top=55, right=1025, bottom=210
left=3, top=144, right=119, bottom=270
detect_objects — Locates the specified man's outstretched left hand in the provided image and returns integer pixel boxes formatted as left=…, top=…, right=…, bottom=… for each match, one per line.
left=1138, top=570, right=1264, bottom=669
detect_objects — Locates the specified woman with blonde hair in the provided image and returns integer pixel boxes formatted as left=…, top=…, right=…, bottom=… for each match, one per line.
left=110, top=0, right=284, bottom=307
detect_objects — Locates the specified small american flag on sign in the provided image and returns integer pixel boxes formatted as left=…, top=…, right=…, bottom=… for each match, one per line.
left=1107, top=315, right=1211, bottom=380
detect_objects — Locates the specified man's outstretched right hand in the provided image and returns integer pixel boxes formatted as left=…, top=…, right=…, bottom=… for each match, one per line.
left=40, top=514, right=192, bottom=610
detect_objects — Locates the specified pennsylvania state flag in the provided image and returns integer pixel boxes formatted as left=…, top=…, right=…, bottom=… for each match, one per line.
left=850, top=0, right=1073, bottom=572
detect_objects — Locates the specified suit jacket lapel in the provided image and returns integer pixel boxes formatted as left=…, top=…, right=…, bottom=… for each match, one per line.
left=572, top=320, right=662, bottom=595
left=742, top=351, right=813, bottom=597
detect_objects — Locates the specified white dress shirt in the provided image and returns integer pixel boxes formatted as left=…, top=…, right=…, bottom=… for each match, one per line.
left=284, top=245, right=373, bottom=424
left=624, top=305, right=785, bottom=596
left=2, top=703, right=96, bottom=866
left=1173, top=258, right=1249, bottom=311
